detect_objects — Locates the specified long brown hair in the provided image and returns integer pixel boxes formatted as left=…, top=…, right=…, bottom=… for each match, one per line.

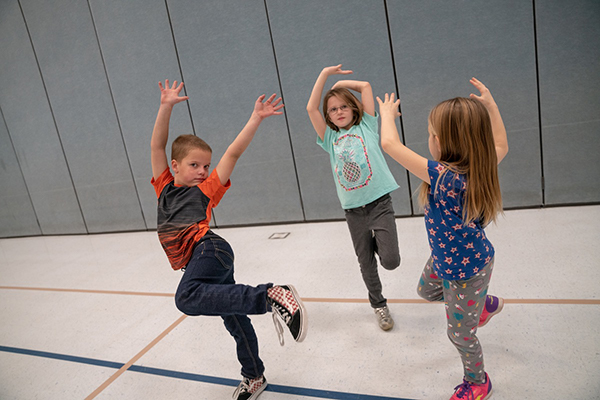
left=418, top=97, right=502, bottom=226
left=322, top=88, right=363, bottom=132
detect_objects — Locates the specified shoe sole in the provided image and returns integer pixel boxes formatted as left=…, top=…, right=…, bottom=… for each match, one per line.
left=380, top=322, right=394, bottom=331
left=286, top=284, right=308, bottom=342
left=479, top=297, right=504, bottom=328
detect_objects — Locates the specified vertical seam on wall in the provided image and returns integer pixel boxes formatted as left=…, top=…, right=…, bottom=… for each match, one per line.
left=263, top=0, right=307, bottom=221
left=532, top=0, right=546, bottom=205
left=164, top=0, right=216, bottom=226
left=164, top=0, right=196, bottom=137
left=17, top=0, right=89, bottom=234
left=86, top=0, right=148, bottom=230
left=383, top=0, right=415, bottom=216
left=163, top=0, right=217, bottom=226
left=0, top=106, right=42, bottom=234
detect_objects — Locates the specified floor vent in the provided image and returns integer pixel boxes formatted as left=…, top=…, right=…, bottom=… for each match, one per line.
left=268, top=232, right=290, bottom=239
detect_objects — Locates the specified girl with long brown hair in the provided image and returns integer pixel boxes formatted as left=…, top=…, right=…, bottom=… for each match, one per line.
left=307, top=64, right=401, bottom=331
left=377, top=78, right=508, bottom=400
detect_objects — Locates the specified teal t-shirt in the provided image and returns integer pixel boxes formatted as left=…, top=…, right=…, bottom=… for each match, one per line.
left=317, top=112, right=399, bottom=209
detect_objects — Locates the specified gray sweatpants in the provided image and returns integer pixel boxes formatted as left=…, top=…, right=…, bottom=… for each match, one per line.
left=417, top=257, right=494, bottom=383
left=344, top=194, right=401, bottom=308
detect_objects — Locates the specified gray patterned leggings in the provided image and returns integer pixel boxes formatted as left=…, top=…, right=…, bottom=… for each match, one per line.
left=417, top=257, right=494, bottom=383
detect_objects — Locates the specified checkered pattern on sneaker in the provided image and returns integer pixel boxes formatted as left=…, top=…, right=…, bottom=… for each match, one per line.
left=232, top=375, right=267, bottom=400
left=268, top=285, right=299, bottom=315
left=267, top=285, right=307, bottom=345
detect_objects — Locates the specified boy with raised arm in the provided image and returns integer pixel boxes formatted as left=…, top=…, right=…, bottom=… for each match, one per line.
left=151, top=80, right=307, bottom=400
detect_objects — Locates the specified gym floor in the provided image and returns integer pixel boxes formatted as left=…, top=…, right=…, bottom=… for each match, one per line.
left=1, top=205, right=599, bottom=399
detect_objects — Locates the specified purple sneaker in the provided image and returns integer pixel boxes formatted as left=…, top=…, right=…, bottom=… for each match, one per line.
left=478, top=295, right=504, bottom=327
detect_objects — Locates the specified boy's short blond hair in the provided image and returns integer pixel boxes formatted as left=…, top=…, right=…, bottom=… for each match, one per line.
left=171, top=134, right=212, bottom=161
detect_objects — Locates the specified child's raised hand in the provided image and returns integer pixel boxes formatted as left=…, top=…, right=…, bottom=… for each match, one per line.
left=253, top=94, right=284, bottom=120
left=159, top=79, right=189, bottom=106
left=323, top=64, right=353, bottom=77
left=376, top=93, right=401, bottom=119
left=469, top=77, right=497, bottom=110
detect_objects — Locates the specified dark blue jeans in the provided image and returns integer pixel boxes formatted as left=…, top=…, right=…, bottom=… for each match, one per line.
left=175, top=232, right=272, bottom=379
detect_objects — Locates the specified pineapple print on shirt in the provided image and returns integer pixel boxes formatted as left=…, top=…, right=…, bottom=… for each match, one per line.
left=333, top=133, right=372, bottom=191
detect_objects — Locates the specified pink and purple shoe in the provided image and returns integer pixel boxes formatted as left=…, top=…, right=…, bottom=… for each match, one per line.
left=478, top=295, right=504, bottom=327
left=449, top=372, right=493, bottom=399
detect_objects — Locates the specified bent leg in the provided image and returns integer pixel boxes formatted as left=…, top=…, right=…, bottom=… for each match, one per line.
left=175, top=237, right=272, bottom=316
left=174, top=235, right=268, bottom=379
left=345, top=208, right=386, bottom=308
left=371, top=195, right=401, bottom=271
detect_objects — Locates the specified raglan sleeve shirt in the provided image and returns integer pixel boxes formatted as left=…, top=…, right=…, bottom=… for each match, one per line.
left=151, top=167, right=231, bottom=270
left=317, top=112, right=399, bottom=209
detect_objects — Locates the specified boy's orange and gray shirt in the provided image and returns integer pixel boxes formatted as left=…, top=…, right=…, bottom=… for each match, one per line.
left=151, top=168, right=230, bottom=270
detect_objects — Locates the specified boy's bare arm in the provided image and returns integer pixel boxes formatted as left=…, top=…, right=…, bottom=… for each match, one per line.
left=215, top=94, right=283, bottom=185
left=151, top=80, right=189, bottom=180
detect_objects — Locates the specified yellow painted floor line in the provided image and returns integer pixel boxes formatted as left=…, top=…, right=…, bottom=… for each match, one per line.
left=2, top=286, right=599, bottom=305
left=0, top=286, right=173, bottom=297
left=84, top=314, right=187, bottom=400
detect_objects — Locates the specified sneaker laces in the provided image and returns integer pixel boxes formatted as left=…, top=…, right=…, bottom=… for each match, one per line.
left=375, top=306, right=389, bottom=319
left=271, top=303, right=287, bottom=346
left=453, top=380, right=475, bottom=400
left=232, top=376, right=263, bottom=399
left=232, top=378, right=250, bottom=399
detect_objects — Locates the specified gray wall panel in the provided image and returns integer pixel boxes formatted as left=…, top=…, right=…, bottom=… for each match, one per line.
left=543, top=122, right=600, bottom=203
left=387, top=1, right=542, bottom=210
left=89, top=0, right=194, bottom=229
left=0, top=0, right=598, bottom=238
left=536, top=1, right=600, bottom=204
left=0, top=0, right=86, bottom=235
left=267, top=0, right=413, bottom=220
left=167, top=0, right=304, bottom=225
left=0, top=109, right=41, bottom=237
left=19, top=0, right=146, bottom=233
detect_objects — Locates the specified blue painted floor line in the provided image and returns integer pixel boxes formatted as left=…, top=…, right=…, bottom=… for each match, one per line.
left=0, top=345, right=417, bottom=400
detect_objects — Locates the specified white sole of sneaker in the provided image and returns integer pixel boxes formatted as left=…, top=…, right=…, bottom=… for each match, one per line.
left=233, top=377, right=268, bottom=400
left=286, top=284, right=308, bottom=342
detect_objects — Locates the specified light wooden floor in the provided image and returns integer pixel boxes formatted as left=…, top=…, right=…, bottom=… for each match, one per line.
left=1, top=205, right=599, bottom=399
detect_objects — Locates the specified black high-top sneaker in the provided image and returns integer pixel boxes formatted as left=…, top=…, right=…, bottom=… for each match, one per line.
left=267, top=285, right=307, bottom=345
left=232, top=375, right=267, bottom=400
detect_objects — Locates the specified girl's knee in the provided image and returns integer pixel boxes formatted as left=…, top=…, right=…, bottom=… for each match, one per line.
left=447, top=326, right=478, bottom=349
left=447, top=330, right=462, bottom=347
left=381, top=253, right=401, bottom=270
left=416, top=276, right=440, bottom=301
left=416, top=285, right=428, bottom=300
left=416, top=285, right=438, bottom=301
